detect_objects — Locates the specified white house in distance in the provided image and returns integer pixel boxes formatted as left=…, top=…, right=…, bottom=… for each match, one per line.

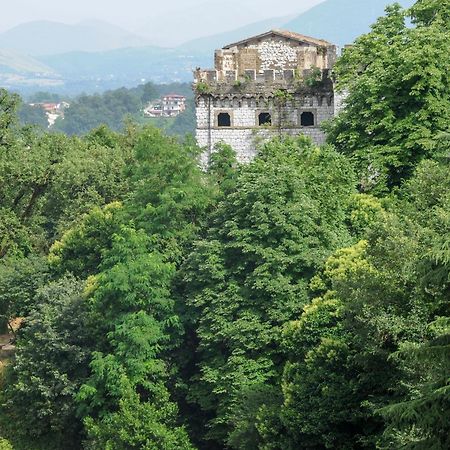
left=162, top=94, right=186, bottom=116
left=144, top=94, right=186, bottom=118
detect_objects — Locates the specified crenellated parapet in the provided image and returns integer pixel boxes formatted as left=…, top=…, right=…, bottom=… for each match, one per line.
left=194, top=29, right=339, bottom=166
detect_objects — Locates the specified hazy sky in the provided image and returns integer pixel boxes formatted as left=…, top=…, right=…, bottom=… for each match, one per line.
left=0, top=0, right=324, bottom=33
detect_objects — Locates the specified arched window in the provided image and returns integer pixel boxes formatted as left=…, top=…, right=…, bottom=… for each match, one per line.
left=218, top=112, right=231, bottom=127
left=258, top=112, right=271, bottom=126
left=300, top=111, right=315, bottom=126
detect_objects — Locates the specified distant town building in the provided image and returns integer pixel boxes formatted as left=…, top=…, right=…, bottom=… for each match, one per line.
left=193, top=29, right=343, bottom=166
left=162, top=94, right=186, bottom=116
left=29, top=101, right=70, bottom=127
left=144, top=101, right=163, bottom=117
left=144, top=94, right=186, bottom=118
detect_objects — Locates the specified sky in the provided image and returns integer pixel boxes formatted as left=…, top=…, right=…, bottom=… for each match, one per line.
left=0, top=0, right=324, bottom=34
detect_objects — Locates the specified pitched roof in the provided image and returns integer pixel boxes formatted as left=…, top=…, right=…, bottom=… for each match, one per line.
left=222, top=29, right=333, bottom=49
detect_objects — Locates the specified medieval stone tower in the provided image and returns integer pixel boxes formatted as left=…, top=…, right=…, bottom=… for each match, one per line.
left=193, top=29, right=340, bottom=165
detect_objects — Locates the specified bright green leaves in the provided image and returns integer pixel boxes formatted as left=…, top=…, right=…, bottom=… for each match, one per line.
left=49, top=202, right=125, bottom=278
left=83, top=388, right=195, bottom=450
left=90, top=227, right=175, bottom=321
left=183, top=136, right=356, bottom=445
left=0, top=127, right=129, bottom=258
left=328, top=2, right=450, bottom=192
left=76, top=226, right=193, bottom=449
left=127, top=126, right=213, bottom=263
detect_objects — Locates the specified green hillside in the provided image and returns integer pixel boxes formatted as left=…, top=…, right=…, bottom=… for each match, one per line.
left=0, top=49, right=55, bottom=74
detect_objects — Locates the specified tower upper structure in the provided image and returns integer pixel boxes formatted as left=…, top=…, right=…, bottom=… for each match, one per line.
left=194, top=30, right=339, bottom=165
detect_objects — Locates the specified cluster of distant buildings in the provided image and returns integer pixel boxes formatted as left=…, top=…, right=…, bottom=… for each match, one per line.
left=28, top=101, right=70, bottom=127
left=144, top=94, right=186, bottom=118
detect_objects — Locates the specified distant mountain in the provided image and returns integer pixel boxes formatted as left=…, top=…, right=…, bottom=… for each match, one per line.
left=39, top=46, right=209, bottom=84
left=0, top=49, right=55, bottom=74
left=179, top=0, right=416, bottom=58
left=0, top=20, right=150, bottom=56
left=178, top=15, right=294, bottom=55
left=1, top=0, right=419, bottom=95
left=283, top=0, right=416, bottom=47
left=136, top=0, right=321, bottom=47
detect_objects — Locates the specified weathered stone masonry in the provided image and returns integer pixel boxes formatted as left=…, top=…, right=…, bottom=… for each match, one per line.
left=194, top=29, right=340, bottom=165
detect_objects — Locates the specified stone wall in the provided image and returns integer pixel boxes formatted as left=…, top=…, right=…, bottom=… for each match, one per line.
left=214, top=35, right=335, bottom=78
left=195, top=30, right=338, bottom=166
left=196, top=92, right=334, bottom=165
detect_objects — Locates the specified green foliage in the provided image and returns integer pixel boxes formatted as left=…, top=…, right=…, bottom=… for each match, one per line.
left=1, top=6, right=449, bottom=446
left=276, top=148, right=450, bottom=449
left=327, top=1, right=450, bottom=192
left=167, top=99, right=196, bottom=137
left=55, top=88, right=141, bottom=135
left=49, top=202, right=125, bottom=278
left=208, top=142, right=238, bottom=195
left=141, top=82, right=158, bottom=104
left=0, top=256, right=49, bottom=332
left=303, top=67, right=323, bottom=88
left=18, top=103, right=48, bottom=129
left=195, top=82, right=211, bottom=94
left=0, top=89, right=19, bottom=145
left=126, top=127, right=213, bottom=263
left=379, top=319, right=450, bottom=450
left=182, top=136, right=355, bottom=446
left=83, top=388, right=194, bottom=450
left=0, top=208, right=32, bottom=259
left=273, top=89, right=293, bottom=105
left=53, top=82, right=193, bottom=136
left=77, top=226, right=193, bottom=448
left=282, top=296, right=359, bottom=449
left=0, top=276, right=91, bottom=450
left=0, top=438, right=13, bottom=450
left=0, top=127, right=129, bottom=257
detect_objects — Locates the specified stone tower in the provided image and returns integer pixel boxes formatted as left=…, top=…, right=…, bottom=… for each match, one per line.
left=193, top=29, right=338, bottom=165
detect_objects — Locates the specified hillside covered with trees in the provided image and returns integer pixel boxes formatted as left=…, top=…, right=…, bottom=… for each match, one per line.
left=17, top=82, right=195, bottom=137
left=0, top=1, right=449, bottom=449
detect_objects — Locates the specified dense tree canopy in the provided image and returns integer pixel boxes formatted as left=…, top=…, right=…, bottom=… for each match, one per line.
left=327, top=0, right=450, bottom=192
left=0, top=1, right=449, bottom=449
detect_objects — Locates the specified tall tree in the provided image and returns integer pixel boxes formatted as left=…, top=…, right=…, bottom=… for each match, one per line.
left=182, top=136, right=355, bottom=447
left=327, top=1, right=450, bottom=192
left=0, top=276, right=92, bottom=450
left=77, top=227, right=193, bottom=449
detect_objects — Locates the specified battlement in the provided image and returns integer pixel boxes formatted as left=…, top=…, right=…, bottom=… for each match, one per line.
left=194, top=68, right=333, bottom=83
left=194, top=29, right=339, bottom=166
left=194, top=68, right=333, bottom=94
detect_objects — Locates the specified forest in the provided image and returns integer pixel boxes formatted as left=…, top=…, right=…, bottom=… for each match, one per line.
left=0, top=1, right=449, bottom=449
left=17, top=82, right=196, bottom=137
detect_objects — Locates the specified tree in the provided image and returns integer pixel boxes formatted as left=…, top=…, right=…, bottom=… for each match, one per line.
left=55, top=88, right=141, bottom=135
left=49, top=202, right=125, bottom=279
left=0, top=89, right=19, bottom=147
left=76, top=227, right=193, bottom=449
left=277, top=148, right=450, bottom=449
left=377, top=152, right=450, bottom=449
left=0, top=276, right=92, bottom=450
left=182, top=136, right=355, bottom=446
left=0, top=255, right=49, bottom=333
left=18, top=103, right=48, bottom=129
left=141, top=82, right=158, bottom=104
left=126, top=127, right=214, bottom=263
left=327, top=1, right=450, bottom=192
left=0, top=126, right=129, bottom=257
